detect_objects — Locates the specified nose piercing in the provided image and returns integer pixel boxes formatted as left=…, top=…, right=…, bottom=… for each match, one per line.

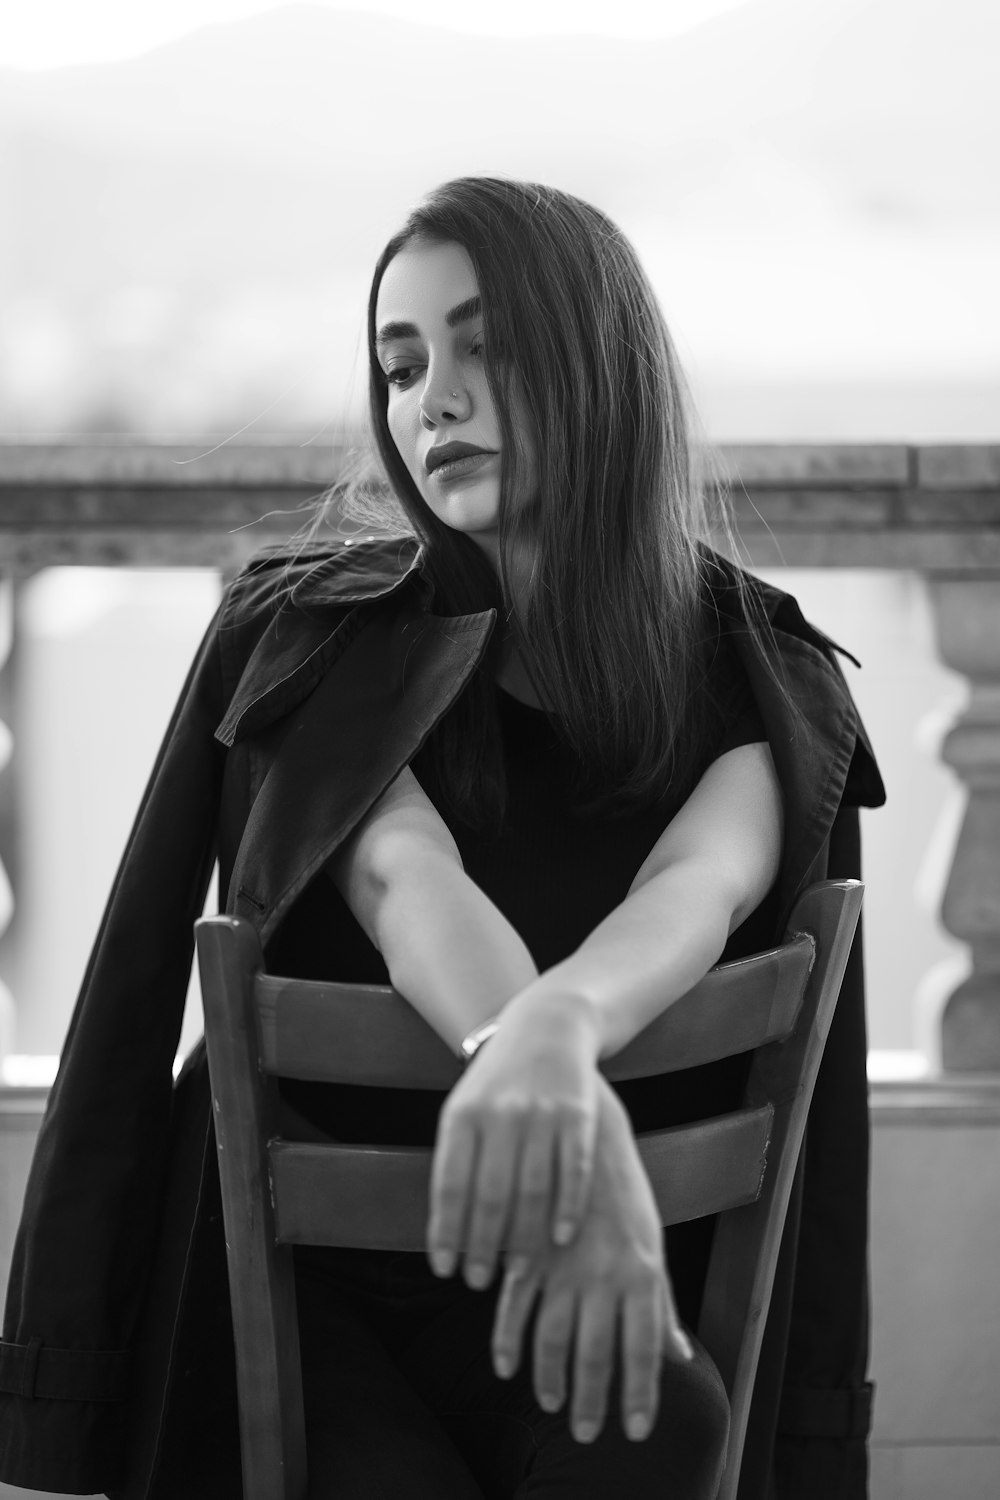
left=450, top=391, right=459, bottom=399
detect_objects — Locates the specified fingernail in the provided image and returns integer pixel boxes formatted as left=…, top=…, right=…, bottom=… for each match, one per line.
left=553, top=1219, right=575, bottom=1246
left=507, top=1255, right=530, bottom=1279
left=678, top=1331, right=695, bottom=1361
left=574, top=1420, right=598, bottom=1444
left=430, top=1249, right=455, bottom=1277
left=627, top=1414, right=650, bottom=1441
left=539, top=1391, right=561, bottom=1413
left=494, top=1354, right=513, bottom=1379
left=466, top=1263, right=491, bottom=1289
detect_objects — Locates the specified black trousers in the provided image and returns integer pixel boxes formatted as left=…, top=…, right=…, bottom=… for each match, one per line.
left=293, top=1244, right=729, bottom=1500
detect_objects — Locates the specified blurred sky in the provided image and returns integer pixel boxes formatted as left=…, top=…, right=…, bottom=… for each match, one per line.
left=1, top=0, right=751, bottom=67
left=2, top=0, right=997, bottom=440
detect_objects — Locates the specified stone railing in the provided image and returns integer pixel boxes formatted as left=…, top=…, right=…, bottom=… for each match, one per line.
left=1, top=438, right=999, bottom=1069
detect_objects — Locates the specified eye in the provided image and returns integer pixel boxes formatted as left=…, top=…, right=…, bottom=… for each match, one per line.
left=379, top=362, right=423, bottom=390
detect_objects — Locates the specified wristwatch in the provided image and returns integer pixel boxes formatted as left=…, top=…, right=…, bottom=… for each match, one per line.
left=459, top=1014, right=502, bottom=1067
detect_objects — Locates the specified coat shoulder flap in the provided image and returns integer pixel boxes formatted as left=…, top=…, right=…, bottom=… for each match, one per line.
left=701, top=549, right=885, bottom=811
left=215, top=531, right=428, bottom=746
left=222, top=530, right=425, bottom=629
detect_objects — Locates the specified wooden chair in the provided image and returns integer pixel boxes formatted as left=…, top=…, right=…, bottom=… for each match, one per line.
left=196, top=877, right=863, bottom=1500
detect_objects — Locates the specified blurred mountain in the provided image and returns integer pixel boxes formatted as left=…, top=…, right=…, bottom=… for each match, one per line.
left=1, top=0, right=997, bottom=437
left=4, top=0, right=996, bottom=219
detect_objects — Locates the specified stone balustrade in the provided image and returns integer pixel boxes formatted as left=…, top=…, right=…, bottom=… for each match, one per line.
left=1, top=437, right=999, bottom=1068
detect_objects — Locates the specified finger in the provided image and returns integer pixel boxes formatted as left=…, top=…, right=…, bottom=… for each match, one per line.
left=621, top=1289, right=663, bottom=1441
left=658, top=1271, right=694, bottom=1364
left=552, top=1104, right=596, bottom=1246
left=463, top=1122, right=521, bottom=1288
left=427, top=1110, right=478, bottom=1277
left=569, top=1290, right=617, bottom=1443
left=492, top=1260, right=541, bottom=1380
left=532, top=1284, right=577, bottom=1416
left=506, top=1119, right=557, bottom=1262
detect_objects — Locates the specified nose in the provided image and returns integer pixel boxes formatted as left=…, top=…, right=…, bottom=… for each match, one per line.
left=419, top=367, right=470, bottom=428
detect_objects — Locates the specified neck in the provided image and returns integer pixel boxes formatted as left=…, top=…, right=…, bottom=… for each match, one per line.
left=467, top=529, right=544, bottom=705
left=495, top=631, right=548, bottom=709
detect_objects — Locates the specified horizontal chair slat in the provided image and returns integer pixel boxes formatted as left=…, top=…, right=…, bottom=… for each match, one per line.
left=640, top=1106, right=774, bottom=1226
left=603, top=940, right=813, bottom=1081
left=257, top=936, right=815, bottom=1088
left=269, top=1105, right=774, bottom=1250
left=258, top=978, right=460, bottom=1088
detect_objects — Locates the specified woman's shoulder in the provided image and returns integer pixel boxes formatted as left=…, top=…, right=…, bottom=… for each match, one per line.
left=698, top=545, right=859, bottom=669
left=698, top=547, right=885, bottom=810
left=210, top=530, right=428, bottom=749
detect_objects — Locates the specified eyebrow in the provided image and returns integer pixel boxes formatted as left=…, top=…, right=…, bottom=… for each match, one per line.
left=375, top=294, right=482, bottom=347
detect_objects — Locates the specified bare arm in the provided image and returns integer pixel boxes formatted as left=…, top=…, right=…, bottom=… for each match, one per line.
left=329, top=765, right=600, bottom=1262
left=422, top=738, right=782, bottom=1288
left=327, top=746, right=782, bottom=1443
left=499, top=738, right=784, bottom=1060
left=331, top=742, right=781, bottom=1059
left=329, top=744, right=782, bottom=1260
left=327, top=764, right=538, bottom=1050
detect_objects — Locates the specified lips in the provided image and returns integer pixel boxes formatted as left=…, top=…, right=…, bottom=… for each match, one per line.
left=425, top=441, right=496, bottom=474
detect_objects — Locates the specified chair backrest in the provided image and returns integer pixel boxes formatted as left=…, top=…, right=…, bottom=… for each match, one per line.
left=197, top=877, right=863, bottom=1500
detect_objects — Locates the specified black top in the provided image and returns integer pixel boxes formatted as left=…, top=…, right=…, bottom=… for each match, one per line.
left=448, top=677, right=766, bottom=975
left=272, top=644, right=775, bottom=1320
left=274, top=639, right=774, bottom=1145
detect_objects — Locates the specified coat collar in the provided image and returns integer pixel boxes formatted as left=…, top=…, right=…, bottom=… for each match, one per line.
left=219, top=535, right=884, bottom=941
left=217, top=534, right=884, bottom=805
left=223, top=537, right=865, bottom=702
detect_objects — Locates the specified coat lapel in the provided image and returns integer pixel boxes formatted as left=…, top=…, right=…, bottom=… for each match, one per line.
left=227, top=598, right=496, bottom=945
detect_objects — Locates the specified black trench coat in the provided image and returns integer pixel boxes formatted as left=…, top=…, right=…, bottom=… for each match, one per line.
left=0, top=536, right=885, bottom=1498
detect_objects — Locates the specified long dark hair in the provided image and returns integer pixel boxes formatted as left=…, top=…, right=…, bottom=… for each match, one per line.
left=347, top=176, right=753, bottom=828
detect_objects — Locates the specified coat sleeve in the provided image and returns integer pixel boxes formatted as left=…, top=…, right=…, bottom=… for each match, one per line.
left=0, top=604, right=229, bottom=1495
left=775, top=807, right=874, bottom=1499
left=729, top=613, right=884, bottom=1499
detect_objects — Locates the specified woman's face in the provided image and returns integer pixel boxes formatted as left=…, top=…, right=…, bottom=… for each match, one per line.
left=374, top=239, right=536, bottom=565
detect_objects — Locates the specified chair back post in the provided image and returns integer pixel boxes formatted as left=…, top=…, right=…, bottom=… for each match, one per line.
left=197, top=915, right=308, bottom=1500
left=698, top=878, right=864, bottom=1500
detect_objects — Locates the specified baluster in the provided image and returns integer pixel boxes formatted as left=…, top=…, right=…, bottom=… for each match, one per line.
left=0, top=573, right=17, bottom=1067
left=927, top=576, right=1000, bottom=1070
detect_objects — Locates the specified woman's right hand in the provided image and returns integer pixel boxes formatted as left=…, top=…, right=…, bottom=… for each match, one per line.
left=489, top=1076, right=693, bottom=1445
left=427, top=989, right=602, bottom=1287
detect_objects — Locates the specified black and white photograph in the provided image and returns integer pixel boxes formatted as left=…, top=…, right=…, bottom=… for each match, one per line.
left=0, top=2, right=996, bottom=1497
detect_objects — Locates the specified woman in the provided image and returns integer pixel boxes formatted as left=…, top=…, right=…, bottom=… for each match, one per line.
left=0, top=178, right=883, bottom=1499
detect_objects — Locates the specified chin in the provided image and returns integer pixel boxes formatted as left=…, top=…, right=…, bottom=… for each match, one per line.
left=426, top=485, right=501, bottom=538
